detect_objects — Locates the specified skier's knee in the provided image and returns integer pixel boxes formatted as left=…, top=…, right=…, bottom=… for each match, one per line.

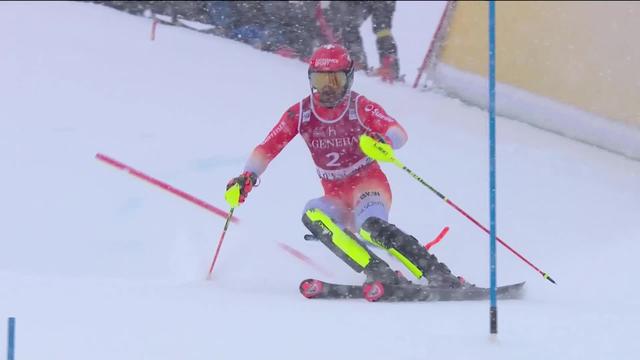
left=302, top=197, right=348, bottom=228
left=353, top=195, right=389, bottom=230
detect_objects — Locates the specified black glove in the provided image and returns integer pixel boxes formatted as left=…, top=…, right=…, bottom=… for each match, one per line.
left=226, top=171, right=258, bottom=204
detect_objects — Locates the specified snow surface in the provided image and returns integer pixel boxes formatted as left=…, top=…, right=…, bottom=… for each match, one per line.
left=1, top=2, right=639, bottom=359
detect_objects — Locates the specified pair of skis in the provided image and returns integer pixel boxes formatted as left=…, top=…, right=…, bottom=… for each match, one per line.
left=299, top=232, right=526, bottom=302
left=299, top=278, right=526, bottom=302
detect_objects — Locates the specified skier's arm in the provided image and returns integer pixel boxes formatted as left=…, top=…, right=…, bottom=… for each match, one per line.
left=225, top=105, right=300, bottom=206
left=357, top=96, right=408, bottom=149
left=243, top=104, right=300, bottom=177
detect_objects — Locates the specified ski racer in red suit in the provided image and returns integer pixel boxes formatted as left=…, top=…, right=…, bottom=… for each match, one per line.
left=227, top=45, right=465, bottom=293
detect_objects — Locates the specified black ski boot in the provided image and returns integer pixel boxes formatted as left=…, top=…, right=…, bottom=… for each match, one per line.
left=361, top=255, right=412, bottom=302
left=301, top=208, right=411, bottom=302
left=363, top=256, right=410, bottom=285
left=360, top=217, right=467, bottom=289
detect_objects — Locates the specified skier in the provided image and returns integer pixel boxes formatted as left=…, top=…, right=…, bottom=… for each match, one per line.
left=321, top=1, right=401, bottom=82
left=225, top=44, right=465, bottom=292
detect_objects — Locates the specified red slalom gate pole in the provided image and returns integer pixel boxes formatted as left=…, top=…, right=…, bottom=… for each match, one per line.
left=151, top=18, right=158, bottom=41
left=278, top=242, right=334, bottom=278
left=413, top=1, right=455, bottom=88
left=96, top=153, right=238, bottom=223
left=315, top=3, right=338, bottom=45
left=425, top=226, right=450, bottom=251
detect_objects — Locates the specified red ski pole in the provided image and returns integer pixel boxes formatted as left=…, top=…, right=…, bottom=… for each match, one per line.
left=359, top=135, right=556, bottom=284
left=402, top=165, right=555, bottom=284
left=207, top=184, right=244, bottom=279
left=207, top=207, right=235, bottom=279
left=97, top=152, right=243, bottom=279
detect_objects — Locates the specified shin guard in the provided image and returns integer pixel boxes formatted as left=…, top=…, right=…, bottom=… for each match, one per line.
left=359, top=217, right=433, bottom=279
left=302, top=209, right=372, bottom=272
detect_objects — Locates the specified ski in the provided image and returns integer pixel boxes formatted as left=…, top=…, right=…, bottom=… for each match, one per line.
left=299, top=278, right=525, bottom=302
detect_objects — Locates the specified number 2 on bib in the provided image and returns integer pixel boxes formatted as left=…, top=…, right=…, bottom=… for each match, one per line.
left=326, top=152, right=341, bottom=167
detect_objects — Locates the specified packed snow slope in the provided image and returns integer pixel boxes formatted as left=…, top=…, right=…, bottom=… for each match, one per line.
left=1, top=2, right=639, bottom=359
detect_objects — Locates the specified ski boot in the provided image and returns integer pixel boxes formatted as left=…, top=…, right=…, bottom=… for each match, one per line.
left=302, top=209, right=408, bottom=301
left=362, top=257, right=412, bottom=302
left=360, top=217, right=468, bottom=289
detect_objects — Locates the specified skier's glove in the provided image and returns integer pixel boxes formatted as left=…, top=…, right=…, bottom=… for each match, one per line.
left=366, top=131, right=392, bottom=146
left=226, top=171, right=259, bottom=206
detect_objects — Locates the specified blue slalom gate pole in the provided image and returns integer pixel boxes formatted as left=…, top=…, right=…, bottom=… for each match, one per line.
left=489, top=0, right=498, bottom=334
left=7, top=317, right=15, bottom=360
left=488, top=0, right=498, bottom=335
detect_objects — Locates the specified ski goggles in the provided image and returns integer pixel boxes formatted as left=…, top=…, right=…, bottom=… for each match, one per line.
left=309, top=71, right=348, bottom=90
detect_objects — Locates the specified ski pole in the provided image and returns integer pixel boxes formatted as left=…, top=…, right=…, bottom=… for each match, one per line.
left=207, top=207, right=234, bottom=279
left=359, top=135, right=556, bottom=284
left=207, top=184, right=241, bottom=279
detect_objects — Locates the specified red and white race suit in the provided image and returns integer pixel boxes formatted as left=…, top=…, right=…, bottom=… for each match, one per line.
left=244, top=91, right=408, bottom=231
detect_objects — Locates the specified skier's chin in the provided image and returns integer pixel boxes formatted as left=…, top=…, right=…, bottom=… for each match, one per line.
left=318, top=92, right=342, bottom=108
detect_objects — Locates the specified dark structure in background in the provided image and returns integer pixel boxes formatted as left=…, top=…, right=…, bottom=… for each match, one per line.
left=322, top=1, right=399, bottom=80
left=96, top=1, right=399, bottom=80
left=206, top=1, right=320, bottom=59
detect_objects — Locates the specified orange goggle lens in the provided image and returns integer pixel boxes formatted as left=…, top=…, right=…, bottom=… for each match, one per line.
left=310, top=72, right=348, bottom=90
